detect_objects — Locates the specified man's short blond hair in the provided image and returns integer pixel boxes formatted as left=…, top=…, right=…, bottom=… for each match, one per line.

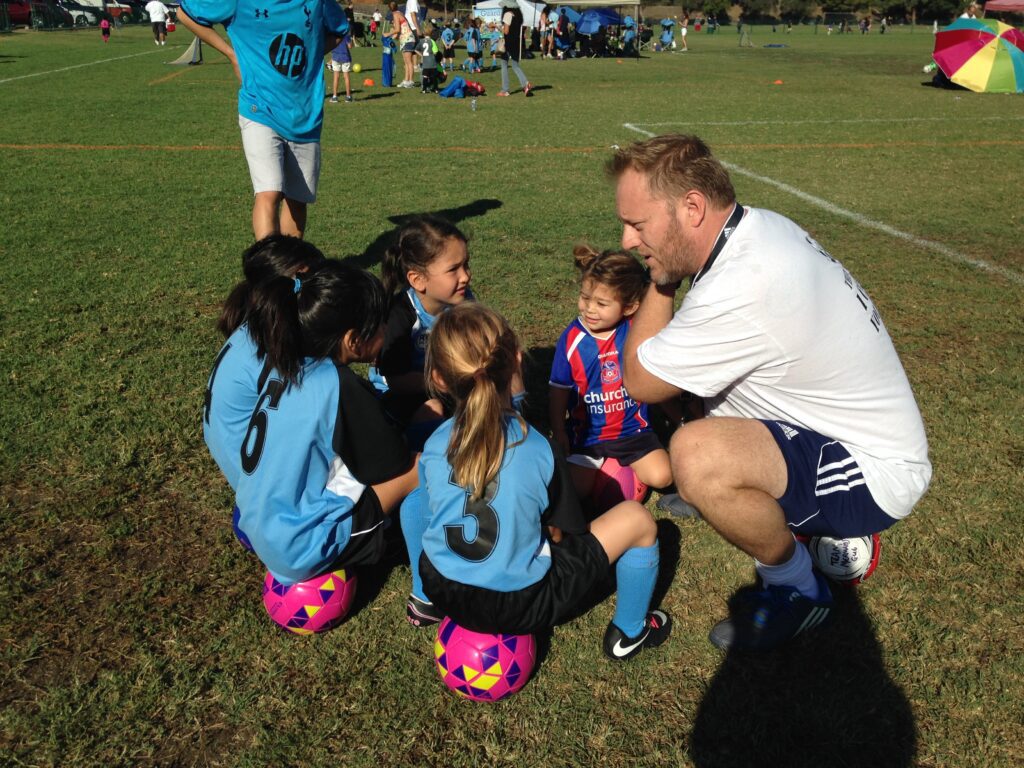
left=607, top=134, right=736, bottom=209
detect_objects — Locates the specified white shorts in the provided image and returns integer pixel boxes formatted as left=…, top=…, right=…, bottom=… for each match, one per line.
left=238, top=116, right=320, bottom=203
left=329, top=60, right=352, bottom=72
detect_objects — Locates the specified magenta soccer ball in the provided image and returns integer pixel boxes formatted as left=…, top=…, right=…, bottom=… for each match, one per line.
left=262, top=568, right=357, bottom=635
left=591, top=457, right=648, bottom=514
left=434, top=618, right=536, bottom=702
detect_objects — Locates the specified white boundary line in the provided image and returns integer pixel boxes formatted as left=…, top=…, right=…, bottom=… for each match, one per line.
left=0, top=49, right=169, bottom=85
left=623, top=123, right=1024, bottom=287
left=632, top=116, right=1024, bottom=128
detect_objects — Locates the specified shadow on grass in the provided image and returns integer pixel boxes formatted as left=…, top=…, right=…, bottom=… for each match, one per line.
left=343, top=198, right=503, bottom=270
left=689, top=586, right=916, bottom=768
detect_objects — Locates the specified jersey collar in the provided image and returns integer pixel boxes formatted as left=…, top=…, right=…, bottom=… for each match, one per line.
left=691, top=203, right=745, bottom=287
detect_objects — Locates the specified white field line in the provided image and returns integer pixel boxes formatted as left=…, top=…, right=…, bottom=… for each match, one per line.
left=622, top=123, right=1024, bottom=287
left=633, top=116, right=1024, bottom=128
left=0, top=49, right=169, bottom=85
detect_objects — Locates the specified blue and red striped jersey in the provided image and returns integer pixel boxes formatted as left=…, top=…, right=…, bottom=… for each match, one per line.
left=549, top=318, right=651, bottom=449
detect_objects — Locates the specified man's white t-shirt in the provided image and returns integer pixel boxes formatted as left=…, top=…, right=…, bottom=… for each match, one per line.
left=637, top=207, right=931, bottom=519
left=146, top=0, right=169, bottom=22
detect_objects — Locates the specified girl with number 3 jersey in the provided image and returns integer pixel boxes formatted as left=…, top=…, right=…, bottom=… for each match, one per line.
left=404, top=303, right=673, bottom=661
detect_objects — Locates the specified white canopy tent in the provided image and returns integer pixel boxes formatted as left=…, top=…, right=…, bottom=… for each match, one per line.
left=472, top=0, right=642, bottom=29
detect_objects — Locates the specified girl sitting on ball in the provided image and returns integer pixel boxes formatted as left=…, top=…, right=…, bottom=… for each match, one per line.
left=403, top=303, right=673, bottom=661
left=229, top=259, right=419, bottom=586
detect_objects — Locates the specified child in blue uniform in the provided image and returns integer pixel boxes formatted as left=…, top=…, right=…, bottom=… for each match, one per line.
left=204, top=235, right=326, bottom=529
left=178, top=0, right=349, bottom=239
left=369, top=216, right=474, bottom=427
left=230, top=260, right=419, bottom=585
left=549, top=246, right=673, bottom=501
left=408, top=303, right=672, bottom=660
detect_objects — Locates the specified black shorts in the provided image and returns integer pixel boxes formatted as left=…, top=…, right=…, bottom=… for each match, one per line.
left=576, top=431, right=663, bottom=466
left=420, top=531, right=609, bottom=634
left=332, top=488, right=388, bottom=570
left=470, top=51, right=482, bottom=62
left=152, top=21, right=166, bottom=36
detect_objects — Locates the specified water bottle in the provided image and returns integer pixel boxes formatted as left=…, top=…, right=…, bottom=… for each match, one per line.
left=471, top=97, right=477, bottom=112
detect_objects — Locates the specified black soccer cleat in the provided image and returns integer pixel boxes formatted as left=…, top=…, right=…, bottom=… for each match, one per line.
left=406, top=594, right=444, bottom=628
left=603, top=610, right=672, bottom=661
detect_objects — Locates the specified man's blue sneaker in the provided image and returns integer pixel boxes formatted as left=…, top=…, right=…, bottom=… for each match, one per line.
left=709, top=572, right=833, bottom=651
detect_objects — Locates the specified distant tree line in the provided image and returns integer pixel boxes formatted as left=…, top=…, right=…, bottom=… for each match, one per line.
left=646, top=0, right=968, bottom=23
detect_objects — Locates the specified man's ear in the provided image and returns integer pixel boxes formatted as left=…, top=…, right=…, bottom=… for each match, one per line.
left=677, top=190, right=708, bottom=229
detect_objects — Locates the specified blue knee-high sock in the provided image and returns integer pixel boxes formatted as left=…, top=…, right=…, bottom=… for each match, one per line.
left=613, top=542, right=660, bottom=638
left=400, top=486, right=431, bottom=602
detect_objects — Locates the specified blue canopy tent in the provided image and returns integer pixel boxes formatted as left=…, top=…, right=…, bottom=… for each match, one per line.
left=577, top=7, right=620, bottom=35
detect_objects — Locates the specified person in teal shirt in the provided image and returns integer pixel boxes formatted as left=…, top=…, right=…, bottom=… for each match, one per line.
left=179, top=0, right=348, bottom=240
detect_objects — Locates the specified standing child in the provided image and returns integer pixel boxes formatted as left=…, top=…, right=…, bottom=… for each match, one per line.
left=178, top=0, right=349, bottom=240
left=549, top=246, right=674, bottom=502
left=381, top=18, right=396, bottom=87
left=464, top=18, right=482, bottom=73
left=409, top=303, right=672, bottom=659
left=231, top=260, right=420, bottom=586
left=329, top=30, right=354, bottom=103
left=369, top=216, right=473, bottom=426
left=440, top=20, right=456, bottom=71
left=100, top=16, right=111, bottom=42
left=418, top=22, right=440, bottom=92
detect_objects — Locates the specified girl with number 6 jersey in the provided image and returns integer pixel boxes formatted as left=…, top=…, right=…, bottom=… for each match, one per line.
left=207, top=254, right=418, bottom=584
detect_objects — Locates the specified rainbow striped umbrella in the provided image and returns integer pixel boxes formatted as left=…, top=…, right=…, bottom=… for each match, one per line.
left=932, top=17, right=1024, bottom=93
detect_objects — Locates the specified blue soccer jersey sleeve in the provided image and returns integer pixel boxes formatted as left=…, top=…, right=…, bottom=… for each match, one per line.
left=180, top=0, right=348, bottom=142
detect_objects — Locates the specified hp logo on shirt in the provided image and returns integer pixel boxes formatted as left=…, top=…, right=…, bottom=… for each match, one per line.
left=269, top=33, right=307, bottom=78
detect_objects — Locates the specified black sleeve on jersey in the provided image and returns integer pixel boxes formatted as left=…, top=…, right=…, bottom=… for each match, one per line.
left=377, top=295, right=419, bottom=380
left=542, top=437, right=588, bottom=535
left=334, top=365, right=412, bottom=485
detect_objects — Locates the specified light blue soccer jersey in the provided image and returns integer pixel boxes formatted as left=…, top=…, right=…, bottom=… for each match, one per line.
left=234, top=359, right=410, bottom=583
left=421, top=418, right=562, bottom=592
left=180, top=0, right=348, bottom=142
left=203, top=323, right=268, bottom=492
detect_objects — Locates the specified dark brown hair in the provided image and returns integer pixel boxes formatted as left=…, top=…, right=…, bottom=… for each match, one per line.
left=573, top=244, right=647, bottom=307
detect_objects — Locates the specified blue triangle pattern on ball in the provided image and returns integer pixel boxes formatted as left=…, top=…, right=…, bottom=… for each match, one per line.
left=481, top=644, right=500, bottom=668
left=269, top=578, right=289, bottom=597
left=501, top=636, right=518, bottom=652
left=439, top=620, right=458, bottom=644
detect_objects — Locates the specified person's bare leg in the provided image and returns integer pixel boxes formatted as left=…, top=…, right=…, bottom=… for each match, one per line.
left=671, top=417, right=792, bottom=565
left=589, top=500, right=657, bottom=560
left=280, top=198, right=307, bottom=239
left=252, top=191, right=283, bottom=239
left=630, top=448, right=673, bottom=489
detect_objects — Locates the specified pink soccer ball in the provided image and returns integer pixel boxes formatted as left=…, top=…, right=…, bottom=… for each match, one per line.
left=262, top=568, right=357, bottom=635
left=591, top=457, right=648, bottom=514
left=434, top=617, right=536, bottom=702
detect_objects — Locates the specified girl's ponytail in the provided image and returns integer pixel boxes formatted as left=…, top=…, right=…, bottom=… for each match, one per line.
left=222, top=236, right=327, bottom=385
left=427, top=304, right=523, bottom=500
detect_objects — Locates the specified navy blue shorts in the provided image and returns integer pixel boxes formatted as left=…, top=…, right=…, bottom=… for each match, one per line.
left=761, top=420, right=898, bottom=538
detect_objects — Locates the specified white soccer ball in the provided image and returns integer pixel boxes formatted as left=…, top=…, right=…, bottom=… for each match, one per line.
left=809, top=535, right=878, bottom=584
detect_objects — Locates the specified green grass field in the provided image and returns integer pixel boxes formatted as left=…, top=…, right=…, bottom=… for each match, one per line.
left=1, top=21, right=1022, bottom=767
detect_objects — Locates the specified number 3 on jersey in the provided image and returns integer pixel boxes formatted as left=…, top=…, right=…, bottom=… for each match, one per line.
left=444, top=476, right=499, bottom=562
left=241, top=378, right=286, bottom=474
